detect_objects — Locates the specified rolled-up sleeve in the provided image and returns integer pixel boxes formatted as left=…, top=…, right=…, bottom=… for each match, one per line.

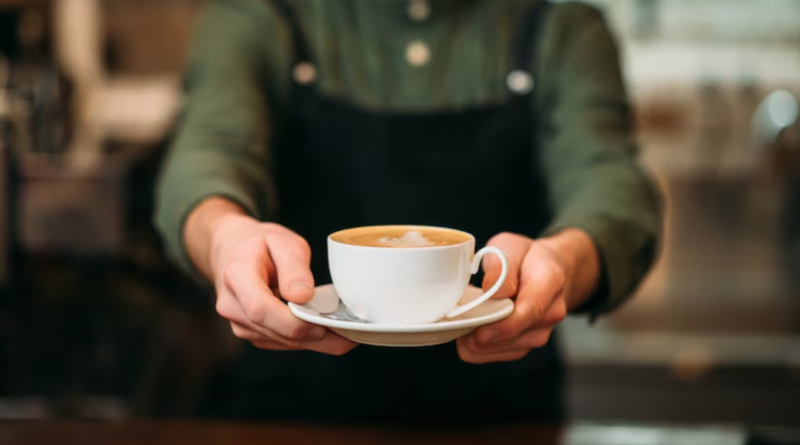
left=155, top=1, right=280, bottom=278
left=537, top=4, right=663, bottom=318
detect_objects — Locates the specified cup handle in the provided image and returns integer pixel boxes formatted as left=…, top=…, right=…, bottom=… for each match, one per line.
left=445, top=246, right=509, bottom=319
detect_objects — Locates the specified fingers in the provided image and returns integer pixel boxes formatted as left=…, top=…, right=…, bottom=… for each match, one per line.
left=231, top=321, right=299, bottom=350
left=218, top=281, right=357, bottom=356
left=233, top=321, right=357, bottom=356
left=221, top=262, right=325, bottom=341
left=457, top=293, right=565, bottom=363
left=299, top=333, right=359, bottom=356
left=456, top=324, right=555, bottom=364
left=220, top=292, right=325, bottom=342
left=248, top=328, right=358, bottom=356
left=482, top=233, right=532, bottom=298
left=265, top=230, right=315, bottom=304
left=251, top=340, right=299, bottom=351
left=475, top=254, right=566, bottom=343
left=456, top=336, right=531, bottom=364
left=463, top=325, right=554, bottom=353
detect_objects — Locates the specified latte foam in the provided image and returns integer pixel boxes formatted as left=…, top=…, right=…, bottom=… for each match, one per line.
left=377, top=230, right=435, bottom=247
left=331, top=226, right=471, bottom=248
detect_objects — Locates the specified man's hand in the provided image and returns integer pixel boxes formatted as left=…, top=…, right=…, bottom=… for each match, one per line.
left=185, top=198, right=356, bottom=355
left=457, top=229, right=600, bottom=364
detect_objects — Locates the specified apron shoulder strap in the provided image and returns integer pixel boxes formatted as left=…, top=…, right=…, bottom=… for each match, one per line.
left=263, top=0, right=313, bottom=65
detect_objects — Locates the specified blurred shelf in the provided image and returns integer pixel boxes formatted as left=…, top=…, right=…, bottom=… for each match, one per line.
left=562, top=317, right=800, bottom=367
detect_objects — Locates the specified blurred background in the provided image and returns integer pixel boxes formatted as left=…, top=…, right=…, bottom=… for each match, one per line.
left=0, top=0, right=799, bottom=427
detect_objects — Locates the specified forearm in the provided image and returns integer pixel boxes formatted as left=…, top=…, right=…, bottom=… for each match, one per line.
left=184, top=197, right=251, bottom=280
left=154, top=2, right=278, bottom=280
left=538, top=228, right=601, bottom=311
left=541, top=166, right=661, bottom=315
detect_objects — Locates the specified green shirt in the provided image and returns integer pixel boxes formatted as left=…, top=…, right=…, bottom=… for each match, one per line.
left=155, top=0, right=662, bottom=316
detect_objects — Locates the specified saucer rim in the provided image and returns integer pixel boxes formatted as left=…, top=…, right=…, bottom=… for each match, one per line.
left=288, top=284, right=514, bottom=333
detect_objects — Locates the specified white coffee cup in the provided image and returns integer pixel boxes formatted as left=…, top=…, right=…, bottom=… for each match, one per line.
left=327, top=225, right=509, bottom=325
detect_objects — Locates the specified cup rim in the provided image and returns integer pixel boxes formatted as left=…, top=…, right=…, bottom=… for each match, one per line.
left=328, top=225, right=475, bottom=250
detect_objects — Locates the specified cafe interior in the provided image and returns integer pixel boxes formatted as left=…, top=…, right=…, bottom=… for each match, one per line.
left=1, top=0, right=800, bottom=443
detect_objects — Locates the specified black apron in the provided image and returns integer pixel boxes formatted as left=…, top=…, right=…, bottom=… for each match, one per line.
left=202, top=0, right=565, bottom=424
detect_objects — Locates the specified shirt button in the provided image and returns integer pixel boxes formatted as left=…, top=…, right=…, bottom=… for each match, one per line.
left=293, top=62, right=317, bottom=85
left=408, top=0, right=431, bottom=22
left=507, top=70, right=534, bottom=95
left=406, top=40, right=430, bottom=67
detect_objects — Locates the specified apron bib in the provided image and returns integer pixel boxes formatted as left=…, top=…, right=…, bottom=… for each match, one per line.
left=204, top=0, right=565, bottom=424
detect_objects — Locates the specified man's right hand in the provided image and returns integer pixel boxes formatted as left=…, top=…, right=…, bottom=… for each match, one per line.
left=185, top=197, right=356, bottom=355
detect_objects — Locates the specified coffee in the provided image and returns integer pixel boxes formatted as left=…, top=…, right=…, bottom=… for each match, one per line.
left=331, top=226, right=471, bottom=248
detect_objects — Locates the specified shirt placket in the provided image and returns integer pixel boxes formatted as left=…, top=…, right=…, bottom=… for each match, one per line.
left=399, top=0, right=435, bottom=103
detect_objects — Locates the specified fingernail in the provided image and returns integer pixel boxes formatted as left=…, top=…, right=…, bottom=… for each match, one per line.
left=479, top=329, right=499, bottom=344
left=289, top=281, right=312, bottom=295
left=308, top=326, right=327, bottom=340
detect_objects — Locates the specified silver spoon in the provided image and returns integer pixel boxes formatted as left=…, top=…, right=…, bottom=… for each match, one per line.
left=321, top=301, right=368, bottom=323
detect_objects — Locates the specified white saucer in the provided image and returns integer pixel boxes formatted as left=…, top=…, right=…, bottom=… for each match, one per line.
left=288, top=285, right=514, bottom=347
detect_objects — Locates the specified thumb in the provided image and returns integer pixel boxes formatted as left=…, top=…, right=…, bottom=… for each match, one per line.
left=482, top=232, right=532, bottom=298
left=265, top=233, right=315, bottom=304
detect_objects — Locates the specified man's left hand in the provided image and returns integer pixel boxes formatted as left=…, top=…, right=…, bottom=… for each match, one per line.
left=456, top=229, right=600, bottom=364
